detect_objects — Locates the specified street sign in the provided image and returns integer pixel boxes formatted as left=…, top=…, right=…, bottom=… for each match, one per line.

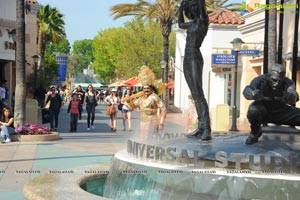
left=231, top=49, right=260, bottom=55
left=212, top=54, right=235, bottom=65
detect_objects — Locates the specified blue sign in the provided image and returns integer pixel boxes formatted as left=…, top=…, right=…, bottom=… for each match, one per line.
left=212, top=54, right=235, bottom=65
left=56, top=55, right=68, bottom=64
left=58, top=64, right=67, bottom=81
left=56, top=55, right=68, bottom=81
left=231, top=50, right=260, bottom=55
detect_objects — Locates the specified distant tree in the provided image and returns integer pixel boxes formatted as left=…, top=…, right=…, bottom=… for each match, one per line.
left=27, top=52, right=58, bottom=89
left=111, top=0, right=178, bottom=80
left=117, top=18, right=172, bottom=77
left=93, top=18, right=176, bottom=82
left=47, top=37, right=71, bottom=55
left=71, top=39, right=94, bottom=73
left=43, top=52, right=59, bottom=86
left=93, top=28, right=124, bottom=82
left=67, top=54, right=80, bottom=77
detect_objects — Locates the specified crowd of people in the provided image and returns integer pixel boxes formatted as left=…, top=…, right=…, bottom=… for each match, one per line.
left=0, top=65, right=167, bottom=143
left=66, top=81, right=166, bottom=140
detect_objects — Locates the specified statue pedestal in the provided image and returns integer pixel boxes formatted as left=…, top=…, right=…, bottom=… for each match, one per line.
left=106, top=133, right=300, bottom=199
left=262, top=123, right=300, bottom=134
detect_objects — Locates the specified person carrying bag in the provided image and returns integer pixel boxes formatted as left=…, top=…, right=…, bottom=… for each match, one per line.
left=106, top=104, right=115, bottom=116
left=104, top=88, right=119, bottom=132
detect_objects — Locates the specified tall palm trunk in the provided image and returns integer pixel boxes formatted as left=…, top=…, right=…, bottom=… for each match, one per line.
left=292, top=0, right=299, bottom=84
left=161, top=22, right=172, bottom=108
left=14, top=0, right=26, bottom=126
left=268, top=0, right=277, bottom=70
left=277, top=0, right=284, bottom=64
left=38, top=30, right=45, bottom=76
left=263, top=0, right=269, bottom=74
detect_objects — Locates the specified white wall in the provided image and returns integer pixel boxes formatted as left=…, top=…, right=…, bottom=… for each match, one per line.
left=0, top=0, right=16, bottom=20
left=207, top=25, right=243, bottom=109
left=0, top=0, right=16, bottom=60
left=174, top=29, right=190, bottom=109
left=175, top=24, right=242, bottom=110
left=0, top=27, right=15, bottom=61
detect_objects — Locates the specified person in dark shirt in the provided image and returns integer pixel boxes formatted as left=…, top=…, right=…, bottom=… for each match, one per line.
left=45, top=86, right=64, bottom=131
left=243, top=63, right=300, bottom=144
left=83, top=84, right=98, bottom=131
left=34, top=84, right=47, bottom=108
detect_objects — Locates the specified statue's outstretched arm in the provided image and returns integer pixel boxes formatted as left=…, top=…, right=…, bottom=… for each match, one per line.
left=243, top=77, right=264, bottom=101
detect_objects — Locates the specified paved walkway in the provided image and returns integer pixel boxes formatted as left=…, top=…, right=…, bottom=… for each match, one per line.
left=0, top=103, right=250, bottom=199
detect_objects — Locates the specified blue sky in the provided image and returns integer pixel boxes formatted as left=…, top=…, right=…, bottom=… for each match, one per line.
left=38, top=0, right=137, bottom=46
left=38, top=0, right=241, bottom=46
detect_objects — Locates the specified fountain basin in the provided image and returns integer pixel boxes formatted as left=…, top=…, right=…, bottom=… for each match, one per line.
left=103, top=133, right=300, bottom=200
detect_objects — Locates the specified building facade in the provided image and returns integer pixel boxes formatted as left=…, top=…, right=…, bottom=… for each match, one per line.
left=175, top=0, right=300, bottom=129
left=0, top=0, right=40, bottom=105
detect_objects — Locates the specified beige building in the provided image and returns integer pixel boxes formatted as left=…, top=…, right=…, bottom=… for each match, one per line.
left=239, top=0, right=300, bottom=122
left=0, top=0, right=40, bottom=105
left=175, top=0, right=300, bottom=129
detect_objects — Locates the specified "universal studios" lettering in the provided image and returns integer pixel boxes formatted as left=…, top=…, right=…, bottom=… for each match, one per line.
left=127, top=140, right=300, bottom=173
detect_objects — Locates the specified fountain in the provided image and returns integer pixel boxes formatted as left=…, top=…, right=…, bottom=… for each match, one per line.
left=78, top=131, right=300, bottom=200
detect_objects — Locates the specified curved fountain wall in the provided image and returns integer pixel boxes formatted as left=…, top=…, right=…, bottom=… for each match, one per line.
left=102, top=133, right=300, bottom=200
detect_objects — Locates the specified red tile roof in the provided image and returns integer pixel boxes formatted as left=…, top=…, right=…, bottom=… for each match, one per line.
left=208, top=9, right=245, bottom=25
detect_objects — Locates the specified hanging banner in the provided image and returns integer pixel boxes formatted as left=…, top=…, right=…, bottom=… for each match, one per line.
left=56, top=55, right=68, bottom=81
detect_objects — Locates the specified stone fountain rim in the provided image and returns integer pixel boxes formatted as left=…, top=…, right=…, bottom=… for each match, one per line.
left=23, top=164, right=112, bottom=200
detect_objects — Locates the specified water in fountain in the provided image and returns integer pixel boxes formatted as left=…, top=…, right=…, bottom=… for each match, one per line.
left=103, top=157, right=159, bottom=199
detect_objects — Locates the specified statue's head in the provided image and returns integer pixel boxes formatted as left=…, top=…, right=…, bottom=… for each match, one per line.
left=183, top=0, right=200, bottom=20
left=267, top=64, right=286, bottom=90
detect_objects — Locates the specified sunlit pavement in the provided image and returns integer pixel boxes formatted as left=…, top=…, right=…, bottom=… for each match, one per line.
left=0, top=103, right=250, bottom=199
left=0, top=103, right=188, bottom=199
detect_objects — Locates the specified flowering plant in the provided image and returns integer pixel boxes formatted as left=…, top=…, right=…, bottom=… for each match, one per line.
left=15, top=123, right=51, bottom=135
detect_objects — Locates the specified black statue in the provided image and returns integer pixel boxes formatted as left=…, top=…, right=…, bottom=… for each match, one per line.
left=243, top=63, right=300, bottom=144
left=178, top=0, right=211, bottom=140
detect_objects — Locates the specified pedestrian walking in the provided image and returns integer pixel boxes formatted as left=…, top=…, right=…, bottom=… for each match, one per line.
left=45, top=86, right=64, bottom=131
left=72, top=85, right=85, bottom=120
left=104, top=88, right=119, bottom=132
left=120, top=87, right=134, bottom=131
left=84, top=84, right=98, bottom=131
left=67, top=93, right=82, bottom=132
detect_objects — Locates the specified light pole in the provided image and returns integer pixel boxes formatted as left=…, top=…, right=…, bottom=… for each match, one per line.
left=160, top=60, right=168, bottom=108
left=229, top=38, right=244, bottom=131
left=32, top=54, right=40, bottom=90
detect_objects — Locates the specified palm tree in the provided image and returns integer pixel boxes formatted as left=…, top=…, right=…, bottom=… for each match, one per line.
left=111, top=0, right=178, bottom=69
left=37, top=5, right=65, bottom=73
left=206, top=0, right=242, bottom=12
left=268, top=0, right=277, bottom=70
left=14, top=0, right=26, bottom=126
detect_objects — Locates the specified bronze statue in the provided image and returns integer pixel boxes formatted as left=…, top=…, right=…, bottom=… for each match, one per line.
left=243, top=64, right=300, bottom=144
left=178, top=0, right=211, bottom=140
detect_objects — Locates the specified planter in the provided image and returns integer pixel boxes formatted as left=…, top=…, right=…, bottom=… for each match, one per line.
left=11, top=132, right=60, bottom=142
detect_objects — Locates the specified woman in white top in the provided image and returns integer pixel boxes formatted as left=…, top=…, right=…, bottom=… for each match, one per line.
left=104, top=88, right=119, bottom=132
left=121, top=88, right=133, bottom=131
